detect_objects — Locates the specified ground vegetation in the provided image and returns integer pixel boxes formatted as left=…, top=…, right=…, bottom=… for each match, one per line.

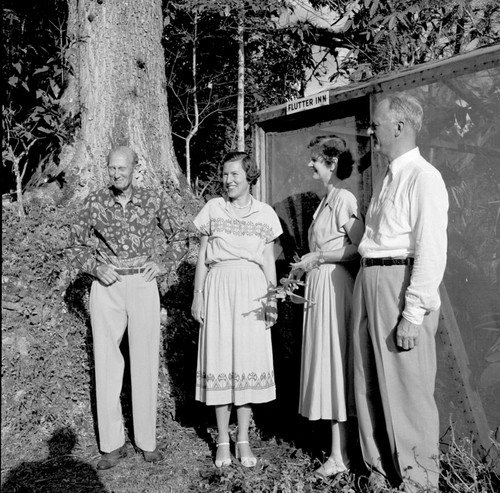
left=2, top=200, right=499, bottom=493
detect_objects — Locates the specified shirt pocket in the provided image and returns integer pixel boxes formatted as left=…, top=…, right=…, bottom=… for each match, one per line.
left=378, top=194, right=407, bottom=234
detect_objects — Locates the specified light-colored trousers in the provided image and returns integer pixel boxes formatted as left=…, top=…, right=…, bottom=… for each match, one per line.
left=90, top=274, right=160, bottom=453
left=353, top=264, right=440, bottom=492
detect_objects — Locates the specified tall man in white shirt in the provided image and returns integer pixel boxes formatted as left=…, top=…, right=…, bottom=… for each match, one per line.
left=353, top=94, right=448, bottom=492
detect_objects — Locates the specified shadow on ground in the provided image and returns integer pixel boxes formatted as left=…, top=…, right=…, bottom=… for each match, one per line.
left=1, top=427, right=106, bottom=493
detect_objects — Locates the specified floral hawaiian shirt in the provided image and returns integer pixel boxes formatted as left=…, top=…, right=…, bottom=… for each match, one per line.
left=68, top=186, right=179, bottom=276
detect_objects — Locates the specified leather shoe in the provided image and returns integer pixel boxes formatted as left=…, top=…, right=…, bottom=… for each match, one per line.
left=142, top=448, right=163, bottom=463
left=97, top=444, right=127, bottom=470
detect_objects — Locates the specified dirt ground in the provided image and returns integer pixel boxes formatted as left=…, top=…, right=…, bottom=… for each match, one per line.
left=1, top=408, right=360, bottom=493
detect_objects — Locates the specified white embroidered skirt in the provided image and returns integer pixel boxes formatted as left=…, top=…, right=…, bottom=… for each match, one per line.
left=195, top=260, right=276, bottom=406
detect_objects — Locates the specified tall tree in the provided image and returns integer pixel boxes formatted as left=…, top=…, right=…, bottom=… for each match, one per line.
left=57, top=0, right=184, bottom=201
left=163, top=0, right=311, bottom=191
left=2, top=0, right=72, bottom=209
left=164, top=3, right=238, bottom=189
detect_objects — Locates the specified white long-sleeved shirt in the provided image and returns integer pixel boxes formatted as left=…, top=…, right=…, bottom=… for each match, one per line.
left=359, top=147, right=449, bottom=325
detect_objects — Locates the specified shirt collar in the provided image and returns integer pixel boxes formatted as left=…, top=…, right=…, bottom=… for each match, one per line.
left=389, top=147, right=420, bottom=175
left=324, top=182, right=349, bottom=208
left=105, top=186, right=142, bottom=207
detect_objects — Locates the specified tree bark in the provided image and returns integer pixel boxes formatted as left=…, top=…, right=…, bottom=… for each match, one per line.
left=60, top=0, right=184, bottom=201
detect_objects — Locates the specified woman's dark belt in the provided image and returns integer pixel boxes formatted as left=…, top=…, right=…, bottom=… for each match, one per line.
left=361, top=257, right=414, bottom=267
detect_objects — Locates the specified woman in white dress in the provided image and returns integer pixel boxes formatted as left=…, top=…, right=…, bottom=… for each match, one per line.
left=191, top=151, right=282, bottom=468
left=291, top=136, right=364, bottom=478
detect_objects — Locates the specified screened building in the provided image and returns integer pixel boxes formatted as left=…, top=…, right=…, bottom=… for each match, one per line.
left=252, top=44, right=500, bottom=455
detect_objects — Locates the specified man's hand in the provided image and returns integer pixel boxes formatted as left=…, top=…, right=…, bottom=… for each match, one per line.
left=396, top=318, right=421, bottom=350
left=96, top=264, right=122, bottom=286
left=141, top=261, right=166, bottom=282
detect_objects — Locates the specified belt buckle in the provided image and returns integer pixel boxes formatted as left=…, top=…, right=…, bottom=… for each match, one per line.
left=382, top=258, right=391, bottom=267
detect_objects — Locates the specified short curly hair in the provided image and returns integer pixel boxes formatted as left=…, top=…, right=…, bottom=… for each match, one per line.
left=222, top=151, right=261, bottom=186
left=308, top=135, right=354, bottom=180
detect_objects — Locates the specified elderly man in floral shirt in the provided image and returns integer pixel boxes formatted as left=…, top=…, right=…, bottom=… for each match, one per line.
left=68, top=146, right=178, bottom=469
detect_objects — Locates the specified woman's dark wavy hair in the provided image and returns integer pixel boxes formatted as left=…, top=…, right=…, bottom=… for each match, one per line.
left=222, top=151, right=261, bottom=186
left=308, top=135, right=354, bottom=180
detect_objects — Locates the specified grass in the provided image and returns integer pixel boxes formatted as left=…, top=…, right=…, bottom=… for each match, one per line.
left=2, top=414, right=499, bottom=492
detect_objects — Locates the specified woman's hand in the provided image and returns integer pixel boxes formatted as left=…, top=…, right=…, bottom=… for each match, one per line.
left=289, top=267, right=305, bottom=282
left=290, top=252, right=322, bottom=272
left=191, top=293, right=205, bottom=324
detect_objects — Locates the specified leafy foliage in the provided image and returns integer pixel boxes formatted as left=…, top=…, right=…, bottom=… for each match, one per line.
left=163, top=0, right=311, bottom=193
left=269, top=254, right=316, bottom=304
left=2, top=1, right=79, bottom=200
left=306, top=0, right=500, bottom=82
left=1, top=201, right=93, bottom=442
left=440, top=426, right=500, bottom=493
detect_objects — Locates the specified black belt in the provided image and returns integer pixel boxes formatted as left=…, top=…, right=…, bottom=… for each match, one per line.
left=114, top=267, right=145, bottom=275
left=361, top=257, right=414, bottom=267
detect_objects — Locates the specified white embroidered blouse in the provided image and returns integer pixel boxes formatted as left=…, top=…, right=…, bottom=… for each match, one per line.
left=193, top=196, right=283, bottom=267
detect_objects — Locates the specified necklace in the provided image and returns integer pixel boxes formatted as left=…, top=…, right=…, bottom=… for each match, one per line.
left=231, top=199, right=251, bottom=209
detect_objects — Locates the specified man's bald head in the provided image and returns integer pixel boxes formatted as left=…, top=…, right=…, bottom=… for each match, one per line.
left=107, top=146, right=138, bottom=194
left=107, top=146, right=138, bottom=168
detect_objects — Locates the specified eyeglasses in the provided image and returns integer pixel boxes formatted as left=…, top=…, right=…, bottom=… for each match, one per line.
left=358, top=120, right=381, bottom=131
left=366, top=120, right=399, bottom=131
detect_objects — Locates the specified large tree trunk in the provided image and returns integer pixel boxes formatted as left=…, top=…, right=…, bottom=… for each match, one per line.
left=59, top=0, right=183, bottom=201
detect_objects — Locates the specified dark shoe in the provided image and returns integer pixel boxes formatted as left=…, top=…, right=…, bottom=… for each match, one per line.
left=142, top=448, right=163, bottom=463
left=97, top=444, right=127, bottom=470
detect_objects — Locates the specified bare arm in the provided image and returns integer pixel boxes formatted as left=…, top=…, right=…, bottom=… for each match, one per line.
left=291, top=216, right=364, bottom=270
left=190, top=235, right=209, bottom=324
